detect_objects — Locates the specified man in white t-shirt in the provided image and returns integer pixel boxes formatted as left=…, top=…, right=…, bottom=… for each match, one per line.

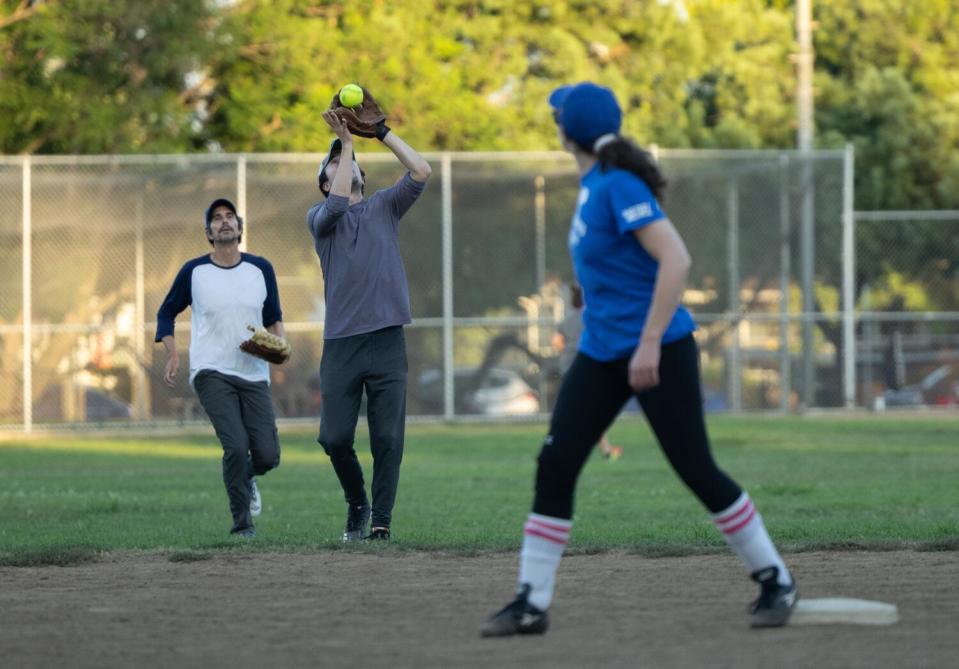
left=156, top=198, right=285, bottom=537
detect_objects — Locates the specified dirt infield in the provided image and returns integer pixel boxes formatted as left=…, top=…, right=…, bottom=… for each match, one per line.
left=1, top=549, right=956, bottom=668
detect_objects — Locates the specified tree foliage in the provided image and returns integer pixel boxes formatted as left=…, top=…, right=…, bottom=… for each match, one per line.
left=1, top=0, right=957, bottom=207
left=0, top=0, right=220, bottom=153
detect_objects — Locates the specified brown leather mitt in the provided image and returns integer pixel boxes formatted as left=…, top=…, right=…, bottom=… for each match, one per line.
left=328, top=86, right=391, bottom=140
left=239, top=325, right=291, bottom=365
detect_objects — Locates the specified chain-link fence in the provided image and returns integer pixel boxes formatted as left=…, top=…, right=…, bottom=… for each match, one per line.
left=7, top=148, right=944, bottom=430
left=854, top=210, right=959, bottom=411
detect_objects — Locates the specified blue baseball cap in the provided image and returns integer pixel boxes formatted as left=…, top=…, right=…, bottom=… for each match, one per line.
left=548, top=82, right=622, bottom=150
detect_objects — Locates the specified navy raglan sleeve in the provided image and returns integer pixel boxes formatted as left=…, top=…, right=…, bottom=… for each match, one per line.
left=255, top=257, right=283, bottom=327
left=155, top=263, right=194, bottom=342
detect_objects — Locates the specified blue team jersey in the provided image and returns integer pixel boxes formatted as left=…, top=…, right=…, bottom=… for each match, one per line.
left=569, top=164, right=696, bottom=361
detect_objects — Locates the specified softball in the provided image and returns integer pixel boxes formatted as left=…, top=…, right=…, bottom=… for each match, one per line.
left=339, top=84, right=363, bottom=108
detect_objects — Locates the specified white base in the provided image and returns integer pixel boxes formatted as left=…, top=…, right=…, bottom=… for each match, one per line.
left=790, top=598, right=899, bottom=626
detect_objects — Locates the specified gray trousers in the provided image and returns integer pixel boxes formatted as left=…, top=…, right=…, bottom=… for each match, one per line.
left=194, top=370, right=280, bottom=533
left=319, top=326, right=407, bottom=528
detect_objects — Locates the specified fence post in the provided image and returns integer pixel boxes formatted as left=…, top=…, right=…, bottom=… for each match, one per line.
left=534, top=175, right=548, bottom=410
left=841, top=143, right=856, bottom=408
left=134, top=192, right=150, bottom=421
left=779, top=154, right=792, bottom=412
left=441, top=153, right=454, bottom=420
left=727, top=177, right=742, bottom=412
left=799, top=155, right=816, bottom=408
left=861, top=286, right=875, bottom=408
left=534, top=176, right=546, bottom=302
left=237, top=155, right=248, bottom=251
left=21, top=156, right=32, bottom=433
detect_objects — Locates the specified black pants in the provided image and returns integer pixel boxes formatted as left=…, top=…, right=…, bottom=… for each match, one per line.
left=194, top=370, right=281, bottom=532
left=534, top=334, right=741, bottom=519
left=318, top=326, right=407, bottom=528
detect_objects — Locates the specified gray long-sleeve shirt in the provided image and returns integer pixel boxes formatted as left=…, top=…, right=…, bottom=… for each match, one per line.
left=306, top=172, right=426, bottom=339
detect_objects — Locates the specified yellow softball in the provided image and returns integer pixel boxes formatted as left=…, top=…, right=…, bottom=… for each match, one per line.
left=339, top=84, right=364, bottom=108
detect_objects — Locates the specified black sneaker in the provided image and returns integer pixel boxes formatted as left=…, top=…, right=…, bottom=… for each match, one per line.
left=749, top=566, right=798, bottom=627
left=230, top=526, right=256, bottom=539
left=480, top=584, right=549, bottom=637
left=342, top=502, right=371, bottom=543
left=366, top=526, right=391, bottom=541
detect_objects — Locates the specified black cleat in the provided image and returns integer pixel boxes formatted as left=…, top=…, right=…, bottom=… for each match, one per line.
left=366, top=526, right=391, bottom=541
left=342, top=502, right=371, bottom=543
left=480, top=584, right=549, bottom=637
left=750, top=566, right=798, bottom=627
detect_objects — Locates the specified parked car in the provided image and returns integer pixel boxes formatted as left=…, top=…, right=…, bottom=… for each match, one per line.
left=416, top=367, right=541, bottom=416
left=880, top=365, right=957, bottom=408
left=33, top=385, right=132, bottom=422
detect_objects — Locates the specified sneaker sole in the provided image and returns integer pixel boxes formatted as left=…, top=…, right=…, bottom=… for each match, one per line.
left=751, top=593, right=799, bottom=628
left=480, top=615, right=549, bottom=637
left=751, top=610, right=794, bottom=627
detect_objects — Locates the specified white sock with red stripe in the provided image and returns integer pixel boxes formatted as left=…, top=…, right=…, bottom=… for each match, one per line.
left=712, top=492, right=792, bottom=586
left=518, top=512, right=572, bottom=610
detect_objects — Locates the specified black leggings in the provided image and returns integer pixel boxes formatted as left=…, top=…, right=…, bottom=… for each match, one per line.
left=533, top=334, right=741, bottom=519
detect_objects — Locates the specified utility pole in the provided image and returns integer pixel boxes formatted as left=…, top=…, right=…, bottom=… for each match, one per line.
left=797, top=0, right=816, bottom=409
left=797, top=0, right=814, bottom=153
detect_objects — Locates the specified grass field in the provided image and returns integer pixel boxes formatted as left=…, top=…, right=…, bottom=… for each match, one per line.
left=1, top=415, right=957, bottom=565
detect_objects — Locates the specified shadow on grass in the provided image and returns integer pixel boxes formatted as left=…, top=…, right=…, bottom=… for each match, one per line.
left=620, top=544, right=723, bottom=558
left=916, top=537, right=959, bottom=552
left=785, top=539, right=959, bottom=553
left=168, top=551, right=214, bottom=563
left=0, top=546, right=100, bottom=567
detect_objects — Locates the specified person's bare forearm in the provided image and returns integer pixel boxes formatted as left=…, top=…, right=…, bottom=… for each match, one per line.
left=330, top=138, right=354, bottom=197
left=267, top=321, right=286, bottom=338
left=382, top=132, right=432, bottom=182
left=162, top=335, right=177, bottom=356
left=161, top=334, right=180, bottom=387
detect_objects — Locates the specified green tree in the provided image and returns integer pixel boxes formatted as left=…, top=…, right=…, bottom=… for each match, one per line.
left=815, top=0, right=959, bottom=210
left=202, top=0, right=797, bottom=152
left=0, top=0, right=220, bottom=153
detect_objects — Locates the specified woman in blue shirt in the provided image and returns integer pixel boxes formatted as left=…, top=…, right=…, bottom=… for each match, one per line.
left=482, top=83, right=797, bottom=636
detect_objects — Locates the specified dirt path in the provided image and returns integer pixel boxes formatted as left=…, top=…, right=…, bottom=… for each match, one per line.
left=1, top=550, right=956, bottom=668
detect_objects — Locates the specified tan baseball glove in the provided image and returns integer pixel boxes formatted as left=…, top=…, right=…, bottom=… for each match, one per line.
left=239, top=325, right=292, bottom=365
left=328, top=86, right=391, bottom=140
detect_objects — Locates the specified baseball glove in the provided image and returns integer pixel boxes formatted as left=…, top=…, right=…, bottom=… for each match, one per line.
left=239, top=325, right=292, bottom=365
left=328, top=86, right=391, bottom=140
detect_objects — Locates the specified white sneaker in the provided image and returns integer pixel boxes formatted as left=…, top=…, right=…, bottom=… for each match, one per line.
left=249, top=478, right=262, bottom=517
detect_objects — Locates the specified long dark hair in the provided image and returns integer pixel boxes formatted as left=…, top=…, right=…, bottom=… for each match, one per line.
left=593, top=137, right=667, bottom=201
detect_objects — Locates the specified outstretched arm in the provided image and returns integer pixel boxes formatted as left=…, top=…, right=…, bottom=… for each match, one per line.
left=308, top=112, right=355, bottom=237
left=323, top=111, right=355, bottom=198
left=382, top=131, right=432, bottom=183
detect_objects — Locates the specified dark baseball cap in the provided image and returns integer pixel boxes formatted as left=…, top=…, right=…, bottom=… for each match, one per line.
left=317, top=137, right=359, bottom=193
left=204, top=197, right=238, bottom=226
left=548, top=82, right=622, bottom=150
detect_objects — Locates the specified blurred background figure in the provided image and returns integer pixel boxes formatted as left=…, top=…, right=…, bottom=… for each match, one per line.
left=553, top=282, right=623, bottom=461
